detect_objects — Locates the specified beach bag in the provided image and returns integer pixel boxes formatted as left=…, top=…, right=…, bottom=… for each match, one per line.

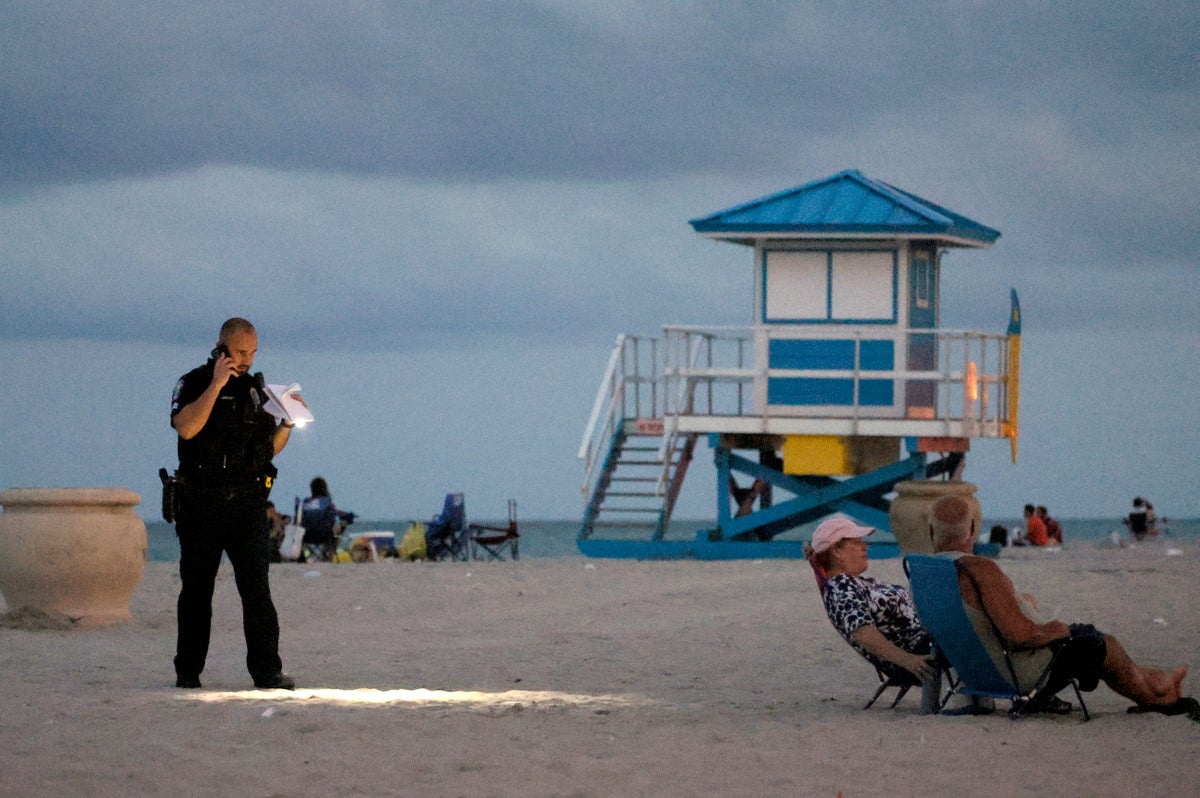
left=398, top=521, right=427, bottom=560
left=280, top=523, right=306, bottom=561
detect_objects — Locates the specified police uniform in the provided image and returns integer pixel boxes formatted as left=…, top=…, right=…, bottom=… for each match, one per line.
left=170, top=358, right=284, bottom=687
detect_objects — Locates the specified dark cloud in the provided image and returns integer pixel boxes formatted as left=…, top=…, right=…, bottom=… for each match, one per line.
left=0, top=169, right=746, bottom=351
left=4, top=2, right=1196, bottom=189
left=1, top=2, right=1197, bottom=351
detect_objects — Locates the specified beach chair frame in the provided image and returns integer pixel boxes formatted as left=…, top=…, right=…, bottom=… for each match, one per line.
left=469, top=499, right=520, bottom=561
left=298, top=496, right=340, bottom=561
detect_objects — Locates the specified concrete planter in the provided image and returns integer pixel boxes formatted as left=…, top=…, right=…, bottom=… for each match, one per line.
left=0, top=487, right=148, bottom=626
left=889, top=480, right=981, bottom=556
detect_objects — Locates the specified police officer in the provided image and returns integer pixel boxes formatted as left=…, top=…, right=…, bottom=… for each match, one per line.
left=170, top=317, right=297, bottom=690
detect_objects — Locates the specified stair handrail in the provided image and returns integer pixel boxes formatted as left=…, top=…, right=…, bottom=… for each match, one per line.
left=656, top=329, right=711, bottom=492
left=578, top=335, right=628, bottom=499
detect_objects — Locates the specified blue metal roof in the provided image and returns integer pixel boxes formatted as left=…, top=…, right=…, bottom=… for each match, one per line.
left=689, top=170, right=1000, bottom=247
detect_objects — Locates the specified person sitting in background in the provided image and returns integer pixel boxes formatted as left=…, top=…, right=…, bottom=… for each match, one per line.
left=988, top=524, right=1009, bottom=546
left=264, top=501, right=290, bottom=563
left=1145, top=500, right=1161, bottom=537
left=930, top=495, right=1196, bottom=717
left=1036, top=506, right=1063, bottom=546
left=300, top=477, right=356, bottom=561
left=805, top=516, right=937, bottom=685
left=1012, top=503, right=1049, bottom=547
left=1125, top=497, right=1149, bottom=541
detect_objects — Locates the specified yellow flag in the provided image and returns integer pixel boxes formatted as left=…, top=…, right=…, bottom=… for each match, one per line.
left=1006, top=290, right=1021, bottom=463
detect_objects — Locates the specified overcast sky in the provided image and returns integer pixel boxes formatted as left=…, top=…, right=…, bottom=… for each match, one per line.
left=2, top=1, right=1197, bottom=528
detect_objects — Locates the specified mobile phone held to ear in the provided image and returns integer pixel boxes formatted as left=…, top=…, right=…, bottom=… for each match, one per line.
left=210, top=343, right=230, bottom=360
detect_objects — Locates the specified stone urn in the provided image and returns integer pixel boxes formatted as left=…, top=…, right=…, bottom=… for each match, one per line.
left=0, top=487, right=148, bottom=626
left=889, top=480, right=981, bottom=555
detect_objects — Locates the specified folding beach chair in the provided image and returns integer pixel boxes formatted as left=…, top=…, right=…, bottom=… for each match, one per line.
left=808, top=557, right=923, bottom=710
left=299, top=496, right=338, bottom=561
left=424, top=493, right=469, bottom=561
left=469, top=499, right=520, bottom=561
left=905, top=553, right=1089, bottom=720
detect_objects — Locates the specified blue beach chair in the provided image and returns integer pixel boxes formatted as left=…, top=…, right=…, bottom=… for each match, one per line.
left=299, top=496, right=338, bottom=556
left=905, top=553, right=1089, bottom=720
left=424, top=493, right=469, bottom=561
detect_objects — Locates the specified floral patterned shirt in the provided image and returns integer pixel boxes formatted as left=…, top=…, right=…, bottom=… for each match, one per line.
left=822, top=573, right=931, bottom=679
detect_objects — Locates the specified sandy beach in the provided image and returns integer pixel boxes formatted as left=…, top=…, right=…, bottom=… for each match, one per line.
left=1, top=542, right=1196, bottom=798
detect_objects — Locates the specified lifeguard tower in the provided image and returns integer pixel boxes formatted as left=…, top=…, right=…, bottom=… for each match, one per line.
left=577, top=170, right=1019, bottom=558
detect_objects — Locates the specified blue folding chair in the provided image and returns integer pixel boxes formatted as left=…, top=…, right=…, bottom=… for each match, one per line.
left=905, top=553, right=1089, bottom=720
left=424, top=493, right=469, bottom=561
left=299, top=496, right=338, bottom=560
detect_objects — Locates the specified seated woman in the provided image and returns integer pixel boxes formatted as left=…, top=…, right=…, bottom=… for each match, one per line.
left=300, top=476, right=356, bottom=560
left=806, top=515, right=937, bottom=685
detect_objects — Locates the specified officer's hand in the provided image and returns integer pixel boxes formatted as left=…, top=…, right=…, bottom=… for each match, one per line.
left=211, top=353, right=238, bottom=389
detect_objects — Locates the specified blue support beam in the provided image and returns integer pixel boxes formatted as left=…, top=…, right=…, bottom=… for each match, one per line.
left=705, top=440, right=928, bottom=542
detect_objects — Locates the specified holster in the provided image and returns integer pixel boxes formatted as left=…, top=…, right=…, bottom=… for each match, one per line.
left=159, top=467, right=178, bottom=523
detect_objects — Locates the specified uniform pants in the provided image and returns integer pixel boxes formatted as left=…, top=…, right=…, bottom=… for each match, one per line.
left=174, top=489, right=282, bottom=683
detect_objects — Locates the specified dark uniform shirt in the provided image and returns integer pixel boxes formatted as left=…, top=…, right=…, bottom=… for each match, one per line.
left=170, top=361, right=277, bottom=496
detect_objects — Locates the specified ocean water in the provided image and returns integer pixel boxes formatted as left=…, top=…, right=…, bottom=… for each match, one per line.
left=144, top=516, right=1199, bottom=562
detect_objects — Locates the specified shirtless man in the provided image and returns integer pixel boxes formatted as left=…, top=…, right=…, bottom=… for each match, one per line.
left=929, top=495, right=1190, bottom=714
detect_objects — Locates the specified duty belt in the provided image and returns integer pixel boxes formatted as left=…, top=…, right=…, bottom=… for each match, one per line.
left=178, top=467, right=271, bottom=501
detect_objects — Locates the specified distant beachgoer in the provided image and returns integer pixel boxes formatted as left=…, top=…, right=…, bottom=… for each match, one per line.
left=1145, top=501, right=1161, bottom=537
left=988, top=525, right=1009, bottom=546
left=1013, top=504, right=1049, bottom=547
left=264, top=501, right=290, bottom=563
left=1036, top=506, right=1063, bottom=546
left=300, top=476, right=356, bottom=561
left=1125, top=497, right=1149, bottom=542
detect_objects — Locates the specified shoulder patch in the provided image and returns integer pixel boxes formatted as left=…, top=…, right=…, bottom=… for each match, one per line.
left=170, top=377, right=186, bottom=416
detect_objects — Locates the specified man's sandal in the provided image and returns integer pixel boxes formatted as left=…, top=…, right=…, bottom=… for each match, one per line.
left=1026, top=694, right=1073, bottom=715
left=1127, top=697, right=1200, bottom=719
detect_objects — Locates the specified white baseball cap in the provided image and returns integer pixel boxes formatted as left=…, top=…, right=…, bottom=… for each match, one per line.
left=810, top=515, right=875, bottom=554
